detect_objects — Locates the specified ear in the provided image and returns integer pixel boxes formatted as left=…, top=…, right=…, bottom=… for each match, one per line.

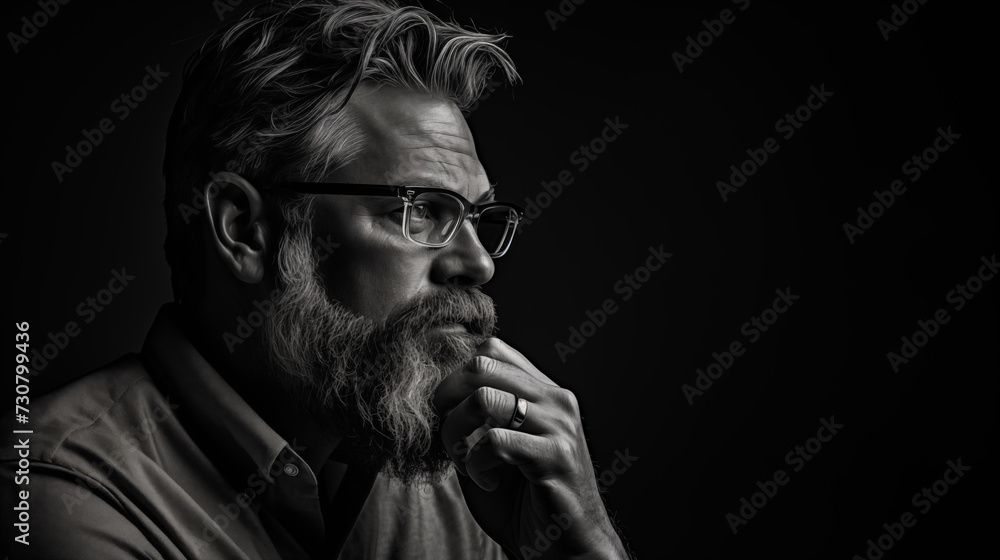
left=203, top=172, right=272, bottom=284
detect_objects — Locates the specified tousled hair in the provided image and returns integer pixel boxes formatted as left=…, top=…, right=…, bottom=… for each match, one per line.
left=163, top=0, right=518, bottom=302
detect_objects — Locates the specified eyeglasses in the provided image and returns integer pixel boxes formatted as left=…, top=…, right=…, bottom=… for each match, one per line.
left=271, top=182, right=524, bottom=258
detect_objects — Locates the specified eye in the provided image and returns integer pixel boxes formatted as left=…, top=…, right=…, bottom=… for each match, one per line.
left=410, top=201, right=432, bottom=220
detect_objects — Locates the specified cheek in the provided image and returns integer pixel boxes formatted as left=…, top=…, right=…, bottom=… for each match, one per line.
left=318, top=229, right=432, bottom=320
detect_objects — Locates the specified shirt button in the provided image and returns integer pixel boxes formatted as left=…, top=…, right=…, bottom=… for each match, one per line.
left=283, top=463, right=299, bottom=477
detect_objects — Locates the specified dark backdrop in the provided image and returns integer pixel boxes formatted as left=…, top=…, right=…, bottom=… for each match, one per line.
left=3, top=0, right=996, bottom=558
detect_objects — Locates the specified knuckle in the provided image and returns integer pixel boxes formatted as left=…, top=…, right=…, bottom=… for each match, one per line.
left=485, top=427, right=507, bottom=448
left=553, top=388, right=581, bottom=416
left=471, top=386, right=500, bottom=415
left=470, top=355, right=497, bottom=376
left=479, top=337, right=504, bottom=354
left=556, top=438, right=575, bottom=459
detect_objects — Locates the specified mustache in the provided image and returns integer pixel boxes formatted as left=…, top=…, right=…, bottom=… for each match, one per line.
left=385, top=287, right=497, bottom=338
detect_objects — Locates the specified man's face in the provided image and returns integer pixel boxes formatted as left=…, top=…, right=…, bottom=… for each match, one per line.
left=259, top=85, right=500, bottom=481
left=311, top=84, right=497, bottom=320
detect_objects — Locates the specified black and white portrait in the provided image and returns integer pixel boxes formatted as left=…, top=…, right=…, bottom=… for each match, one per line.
left=3, top=1, right=995, bottom=558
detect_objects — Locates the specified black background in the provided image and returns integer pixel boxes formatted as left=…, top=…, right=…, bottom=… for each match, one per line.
left=3, top=0, right=996, bottom=558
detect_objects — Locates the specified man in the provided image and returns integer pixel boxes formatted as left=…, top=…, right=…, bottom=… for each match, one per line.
left=3, top=1, right=631, bottom=558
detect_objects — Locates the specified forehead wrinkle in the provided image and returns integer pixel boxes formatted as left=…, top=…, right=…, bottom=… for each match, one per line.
left=399, top=143, right=485, bottom=186
left=398, top=127, right=470, bottom=141
left=344, top=86, right=488, bottom=198
left=400, top=144, right=477, bottom=161
left=400, top=124, right=470, bottom=142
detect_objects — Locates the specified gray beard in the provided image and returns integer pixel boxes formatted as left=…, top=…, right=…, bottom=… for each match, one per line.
left=260, top=214, right=496, bottom=483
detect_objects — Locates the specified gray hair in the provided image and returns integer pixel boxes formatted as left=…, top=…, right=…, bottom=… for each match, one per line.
left=163, top=0, right=519, bottom=302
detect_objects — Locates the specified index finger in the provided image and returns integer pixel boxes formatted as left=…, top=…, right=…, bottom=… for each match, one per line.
left=476, top=338, right=559, bottom=387
left=433, top=352, right=544, bottom=415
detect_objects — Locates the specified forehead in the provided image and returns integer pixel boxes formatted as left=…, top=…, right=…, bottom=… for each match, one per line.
left=341, top=84, right=489, bottom=199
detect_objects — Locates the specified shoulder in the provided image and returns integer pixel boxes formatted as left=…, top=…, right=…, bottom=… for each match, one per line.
left=3, top=354, right=176, bottom=468
left=2, top=355, right=190, bottom=559
left=2, top=355, right=173, bottom=558
left=2, top=354, right=185, bottom=516
left=1, top=464, right=163, bottom=559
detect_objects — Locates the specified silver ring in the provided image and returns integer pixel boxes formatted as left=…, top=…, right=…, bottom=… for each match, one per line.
left=508, top=397, right=528, bottom=431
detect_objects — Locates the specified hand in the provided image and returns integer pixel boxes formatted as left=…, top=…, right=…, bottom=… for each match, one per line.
left=434, top=338, right=630, bottom=560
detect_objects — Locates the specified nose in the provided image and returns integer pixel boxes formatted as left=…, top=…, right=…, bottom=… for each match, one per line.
left=431, top=219, right=495, bottom=287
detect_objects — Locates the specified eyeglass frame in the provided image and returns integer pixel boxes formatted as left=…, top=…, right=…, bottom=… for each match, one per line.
left=269, top=182, right=525, bottom=258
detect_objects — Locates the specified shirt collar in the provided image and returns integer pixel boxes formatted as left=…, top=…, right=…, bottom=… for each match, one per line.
left=140, top=303, right=294, bottom=486
left=140, top=303, right=379, bottom=556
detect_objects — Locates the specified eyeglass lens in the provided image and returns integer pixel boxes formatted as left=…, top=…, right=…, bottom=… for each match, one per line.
left=406, top=192, right=518, bottom=255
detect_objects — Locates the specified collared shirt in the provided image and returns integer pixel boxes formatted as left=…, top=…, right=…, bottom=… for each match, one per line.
left=1, top=304, right=505, bottom=559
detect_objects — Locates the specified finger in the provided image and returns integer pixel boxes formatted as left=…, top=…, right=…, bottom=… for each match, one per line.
left=440, top=386, right=514, bottom=476
left=476, top=338, right=559, bottom=387
left=441, top=389, right=548, bottom=468
left=463, top=428, right=553, bottom=491
left=433, top=352, right=547, bottom=414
